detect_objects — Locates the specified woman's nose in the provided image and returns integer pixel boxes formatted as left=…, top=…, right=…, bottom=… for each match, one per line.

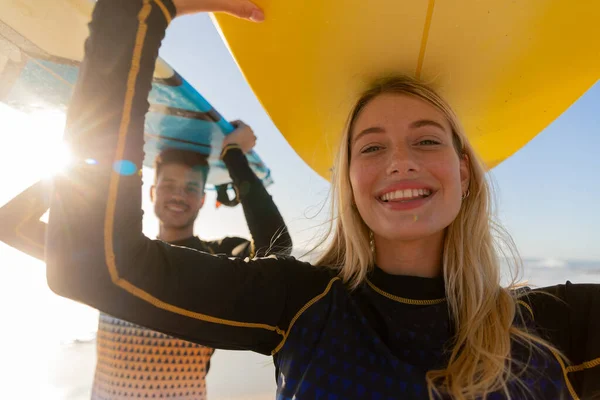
left=386, top=145, right=419, bottom=176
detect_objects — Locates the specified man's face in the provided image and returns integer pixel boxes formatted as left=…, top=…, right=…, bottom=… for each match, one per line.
left=151, top=163, right=205, bottom=230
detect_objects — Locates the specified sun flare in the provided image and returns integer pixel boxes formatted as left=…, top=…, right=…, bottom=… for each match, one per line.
left=0, top=104, right=71, bottom=179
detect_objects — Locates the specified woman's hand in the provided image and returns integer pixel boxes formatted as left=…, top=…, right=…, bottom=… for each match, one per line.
left=172, top=0, right=264, bottom=22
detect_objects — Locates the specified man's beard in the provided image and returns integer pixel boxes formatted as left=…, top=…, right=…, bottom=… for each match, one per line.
left=156, top=205, right=200, bottom=231
left=162, top=214, right=197, bottom=230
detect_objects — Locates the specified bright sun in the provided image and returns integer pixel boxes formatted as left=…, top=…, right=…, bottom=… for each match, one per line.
left=0, top=104, right=71, bottom=179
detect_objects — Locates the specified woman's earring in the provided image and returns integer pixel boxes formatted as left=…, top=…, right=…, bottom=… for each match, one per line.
left=369, top=230, right=375, bottom=254
left=461, top=189, right=470, bottom=201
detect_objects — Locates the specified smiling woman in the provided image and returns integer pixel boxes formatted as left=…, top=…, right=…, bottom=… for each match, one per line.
left=349, top=94, right=469, bottom=268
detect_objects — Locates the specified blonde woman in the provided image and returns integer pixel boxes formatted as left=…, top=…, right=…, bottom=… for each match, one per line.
left=45, top=0, right=599, bottom=398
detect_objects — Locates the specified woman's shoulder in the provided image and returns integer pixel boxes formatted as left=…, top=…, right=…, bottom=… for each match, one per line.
left=262, top=253, right=340, bottom=280
left=514, top=282, right=600, bottom=399
left=513, top=281, right=599, bottom=336
left=516, top=281, right=600, bottom=308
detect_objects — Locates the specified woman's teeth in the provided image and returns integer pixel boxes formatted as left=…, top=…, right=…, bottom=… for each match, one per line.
left=380, top=188, right=431, bottom=202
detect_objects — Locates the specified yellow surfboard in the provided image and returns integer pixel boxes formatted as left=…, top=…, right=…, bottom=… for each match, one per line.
left=213, top=1, right=600, bottom=180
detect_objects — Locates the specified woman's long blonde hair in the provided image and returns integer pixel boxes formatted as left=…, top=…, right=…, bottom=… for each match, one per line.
left=315, top=76, right=560, bottom=399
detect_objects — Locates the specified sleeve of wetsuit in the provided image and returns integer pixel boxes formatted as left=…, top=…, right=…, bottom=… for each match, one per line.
left=0, top=179, right=50, bottom=261
left=525, top=282, right=600, bottom=399
left=221, top=144, right=293, bottom=258
left=45, top=0, right=332, bottom=356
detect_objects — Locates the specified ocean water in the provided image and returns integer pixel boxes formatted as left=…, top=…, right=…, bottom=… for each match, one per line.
left=518, top=258, right=600, bottom=288
left=0, top=242, right=598, bottom=399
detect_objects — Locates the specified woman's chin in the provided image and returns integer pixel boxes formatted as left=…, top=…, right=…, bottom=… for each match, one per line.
left=373, top=222, right=446, bottom=244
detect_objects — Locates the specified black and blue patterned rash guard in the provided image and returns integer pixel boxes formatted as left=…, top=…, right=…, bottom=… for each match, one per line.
left=43, top=0, right=600, bottom=399
left=273, top=268, right=568, bottom=399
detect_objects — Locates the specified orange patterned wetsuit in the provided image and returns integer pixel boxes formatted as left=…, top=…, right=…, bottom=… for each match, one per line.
left=94, top=314, right=215, bottom=399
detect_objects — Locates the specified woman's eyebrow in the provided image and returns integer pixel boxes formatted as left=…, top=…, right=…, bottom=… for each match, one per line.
left=410, top=119, right=446, bottom=131
left=352, top=126, right=385, bottom=144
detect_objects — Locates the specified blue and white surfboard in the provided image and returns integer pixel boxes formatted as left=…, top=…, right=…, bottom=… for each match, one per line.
left=0, top=7, right=272, bottom=192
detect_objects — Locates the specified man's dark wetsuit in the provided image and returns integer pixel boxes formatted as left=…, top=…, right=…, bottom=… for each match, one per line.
left=43, top=0, right=600, bottom=399
left=1, top=93, right=291, bottom=400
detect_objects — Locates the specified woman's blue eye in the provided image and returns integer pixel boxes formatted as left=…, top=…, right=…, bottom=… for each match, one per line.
left=361, top=145, right=382, bottom=153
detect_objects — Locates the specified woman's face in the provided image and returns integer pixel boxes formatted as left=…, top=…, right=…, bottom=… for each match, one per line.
left=348, top=94, right=470, bottom=243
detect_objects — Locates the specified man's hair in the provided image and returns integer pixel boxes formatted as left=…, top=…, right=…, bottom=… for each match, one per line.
left=154, top=148, right=210, bottom=189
